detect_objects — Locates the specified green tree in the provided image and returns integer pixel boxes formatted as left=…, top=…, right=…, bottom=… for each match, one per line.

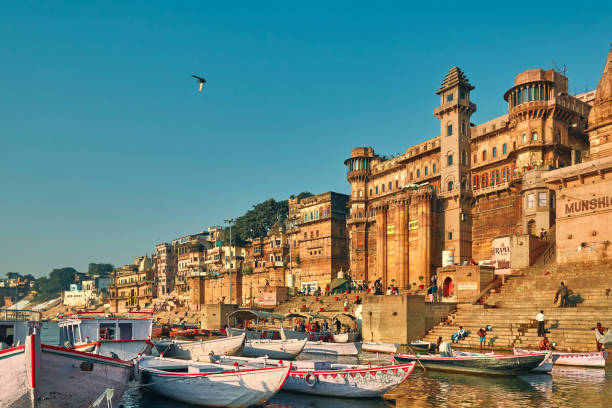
left=34, top=267, right=80, bottom=301
left=87, top=263, right=114, bottom=277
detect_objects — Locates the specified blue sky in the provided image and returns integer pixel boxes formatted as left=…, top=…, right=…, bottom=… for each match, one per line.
left=1, top=1, right=611, bottom=276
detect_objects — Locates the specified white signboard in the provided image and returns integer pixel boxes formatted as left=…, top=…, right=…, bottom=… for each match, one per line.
left=491, top=236, right=511, bottom=274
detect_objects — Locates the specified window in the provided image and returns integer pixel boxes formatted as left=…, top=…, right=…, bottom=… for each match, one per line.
left=482, top=173, right=488, bottom=188
left=461, top=180, right=466, bottom=190
left=461, top=121, right=466, bottom=135
left=502, top=143, right=507, bottom=154
left=557, top=132, right=561, bottom=144
left=448, top=181, right=454, bottom=191
left=538, top=192, right=547, bottom=206
left=424, top=166, right=428, bottom=176
left=532, top=132, right=538, bottom=141
left=310, top=212, right=313, bottom=220
left=448, top=232, right=453, bottom=240
left=358, top=191, right=362, bottom=198
left=369, top=189, right=372, bottom=196
left=304, top=214, right=308, bottom=223
left=461, top=151, right=466, bottom=165
left=528, top=86, right=533, bottom=101
left=382, top=184, right=385, bottom=192
left=375, top=186, right=379, bottom=194
left=523, top=88, right=528, bottom=103
left=482, top=150, right=487, bottom=161
left=527, top=193, right=536, bottom=208
left=447, top=124, right=453, bottom=136
left=522, top=133, right=527, bottom=143
left=409, top=172, right=413, bottom=180
left=417, top=169, right=420, bottom=178
left=534, top=87, right=539, bottom=100
left=492, top=147, right=497, bottom=158
left=448, top=155, right=453, bottom=166
left=447, top=93, right=454, bottom=102
left=389, top=181, right=392, bottom=190
left=473, top=175, right=479, bottom=189
left=473, top=154, right=477, bottom=164
left=433, top=163, right=437, bottom=173
left=316, top=230, right=319, bottom=237
left=315, top=210, right=319, bottom=219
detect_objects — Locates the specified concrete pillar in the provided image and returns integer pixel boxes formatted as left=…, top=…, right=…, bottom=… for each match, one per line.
left=398, top=201, right=409, bottom=290
left=415, top=193, right=432, bottom=285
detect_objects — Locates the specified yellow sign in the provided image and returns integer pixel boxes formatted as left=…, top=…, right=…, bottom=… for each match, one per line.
left=387, top=224, right=396, bottom=235
left=408, top=220, right=419, bottom=230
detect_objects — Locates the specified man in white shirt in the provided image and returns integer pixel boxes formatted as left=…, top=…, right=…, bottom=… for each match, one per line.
left=439, top=340, right=453, bottom=357
left=536, top=310, right=546, bottom=337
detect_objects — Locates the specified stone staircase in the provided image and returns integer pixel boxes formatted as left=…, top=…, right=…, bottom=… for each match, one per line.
left=423, top=261, right=612, bottom=352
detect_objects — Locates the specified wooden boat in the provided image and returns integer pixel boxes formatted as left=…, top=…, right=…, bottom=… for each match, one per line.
left=456, top=350, right=553, bottom=373
left=393, top=351, right=551, bottom=375
left=1, top=332, right=132, bottom=407
left=410, top=340, right=436, bottom=352
left=227, top=309, right=286, bottom=340
left=362, top=342, right=399, bottom=354
left=242, top=339, right=307, bottom=360
left=58, top=311, right=154, bottom=360
left=162, top=333, right=246, bottom=359
left=303, top=340, right=360, bottom=356
left=217, top=356, right=416, bottom=398
left=137, top=355, right=291, bottom=407
left=514, top=348, right=609, bottom=368
left=332, top=332, right=360, bottom=343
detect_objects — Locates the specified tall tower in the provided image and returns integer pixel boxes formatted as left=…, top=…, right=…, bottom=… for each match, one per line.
left=434, top=67, right=476, bottom=263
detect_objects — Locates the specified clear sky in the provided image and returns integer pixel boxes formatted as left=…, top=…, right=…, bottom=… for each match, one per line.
left=1, top=1, right=611, bottom=276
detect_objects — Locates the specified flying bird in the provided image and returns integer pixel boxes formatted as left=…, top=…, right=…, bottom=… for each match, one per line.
left=192, top=75, right=206, bottom=92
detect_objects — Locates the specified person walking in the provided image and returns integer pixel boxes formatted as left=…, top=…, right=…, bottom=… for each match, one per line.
left=334, top=318, right=342, bottom=334
left=555, top=282, right=569, bottom=308
left=536, top=310, right=546, bottom=337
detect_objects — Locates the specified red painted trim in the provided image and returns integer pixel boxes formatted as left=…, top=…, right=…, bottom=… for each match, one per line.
left=74, top=342, right=98, bottom=349
left=290, top=362, right=417, bottom=375
left=393, top=352, right=548, bottom=360
left=144, top=364, right=292, bottom=377
left=95, top=339, right=154, bottom=345
left=0, top=345, right=25, bottom=355
left=278, top=362, right=292, bottom=389
left=399, top=362, right=416, bottom=384
left=41, top=344, right=134, bottom=367
left=29, top=336, right=36, bottom=388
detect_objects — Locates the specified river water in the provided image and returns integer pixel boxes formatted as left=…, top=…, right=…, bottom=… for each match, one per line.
left=38, top=323, right=612, bottom=407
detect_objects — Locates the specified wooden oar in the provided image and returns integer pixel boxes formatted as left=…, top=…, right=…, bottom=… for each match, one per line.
left=407, top=344, right=427, bottom=372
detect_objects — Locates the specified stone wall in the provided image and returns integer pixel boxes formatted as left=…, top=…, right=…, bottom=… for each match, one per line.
left=200, top=303, right=238, bottom=330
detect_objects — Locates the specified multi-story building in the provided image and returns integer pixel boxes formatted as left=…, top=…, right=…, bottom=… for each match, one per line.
left=346, top=60, right=593, bottom=288
left=108, top=256, right=156, bottom=313
left=173, top=232, right=216, bottom=301
left=153, top=242, right=177, bottom=298
left=544, top=47, right=612, bottom=264
left=288, top=192, right=350, bottom=292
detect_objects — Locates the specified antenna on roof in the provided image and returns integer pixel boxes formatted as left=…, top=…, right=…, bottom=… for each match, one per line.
left=552, top=59, right=566, bottom=77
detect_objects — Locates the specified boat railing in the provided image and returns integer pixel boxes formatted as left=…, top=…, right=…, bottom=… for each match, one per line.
left=1, top=309, right=42, bottom=322
left=58, top=310, right=154, bottom=320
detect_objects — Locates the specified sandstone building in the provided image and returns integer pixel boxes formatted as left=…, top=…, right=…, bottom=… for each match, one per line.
left=346, top=58, right=595, bottom=288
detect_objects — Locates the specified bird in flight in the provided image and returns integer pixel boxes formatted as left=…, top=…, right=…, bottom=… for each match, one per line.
left=192, top=75, right=206, bottom=92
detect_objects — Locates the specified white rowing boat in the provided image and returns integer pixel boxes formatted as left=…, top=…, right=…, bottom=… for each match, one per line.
left=162, top=334, right=246, bottom=360
left=303, top=341, right=360, bottom=356
left=514, top=348, right=609, bottom=368
left=137, top=355, right=290, bottom=407
left=332, top=332, right=360, bottom=343
left=361, top=342, right=399, bottom=354
left=217, top=356, right=416, bottom=398
left=242, top=339, right=307, bottom=360
left=0, top=333, right=132, bottom=407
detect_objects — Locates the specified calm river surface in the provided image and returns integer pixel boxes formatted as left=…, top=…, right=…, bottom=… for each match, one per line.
left=39, top=324, right=612, bottom=407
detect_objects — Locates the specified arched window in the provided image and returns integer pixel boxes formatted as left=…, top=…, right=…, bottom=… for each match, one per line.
left=502, top=143, right=507, bottom=154
left=492, top=147, right=497, bottom=158
left=522, top=133, right=527, bottom=143
left=424, top=166, right=428, bottom=176
left=448, top=181, right=454, bottom=191
left=482, top=150, right=487, bottom=161
left=447, top=123, right=453, bottom=136
left=416, top=169, right=420, bottom=178
left=433, top=163, right=437, bottom=173
left=532, top=132, right=538, bottom=141
left=448, top=155, right=453, bottom=166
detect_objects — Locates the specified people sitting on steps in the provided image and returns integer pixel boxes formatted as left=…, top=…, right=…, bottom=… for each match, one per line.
left=451, top=326, right=467, bottom=343
left=539, top=336, right=554, bottom=351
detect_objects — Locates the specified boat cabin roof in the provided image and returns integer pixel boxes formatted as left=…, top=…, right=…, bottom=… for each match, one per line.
left=228, top=309, right=283, bottom=322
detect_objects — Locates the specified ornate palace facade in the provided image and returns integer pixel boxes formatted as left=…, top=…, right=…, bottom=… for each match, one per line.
left=346, top=61, right=595, bottom=288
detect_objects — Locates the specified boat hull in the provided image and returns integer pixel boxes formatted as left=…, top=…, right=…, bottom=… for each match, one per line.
left=95, top=339, right=153, bottom=361
left=332, top=333, right=359, bottom=343
left=1, top=335, right=133, bottom=407
left=303, top=341, right=360, bottom=356
left=283, top=363, right=416, bottom=397
left=514, top=348, right=608, bottom=368
left=242, top=339, right=307, bottom=360
left=138, top=357, right=290, bottom=407
left=393, top=352, right=550, bottom=376
left=362, top=342, right=399, bottom=354
left=165, top=334, right=246, bottom=359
